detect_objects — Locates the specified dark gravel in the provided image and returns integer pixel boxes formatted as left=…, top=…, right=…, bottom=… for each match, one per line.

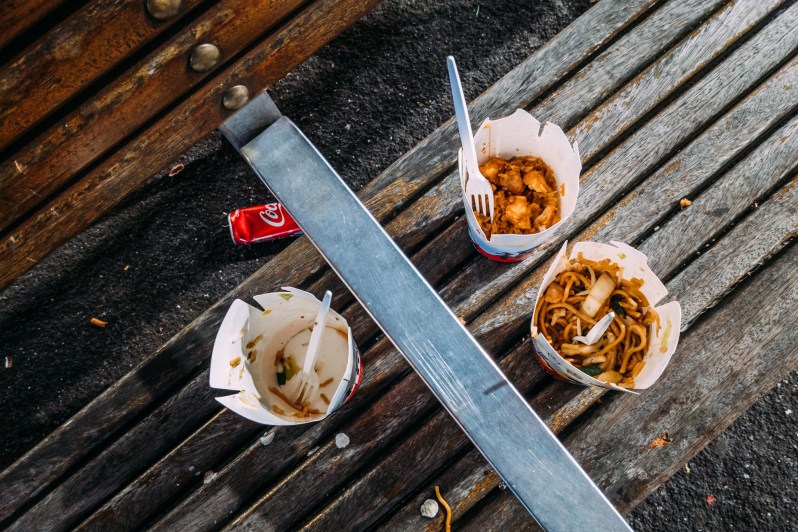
left=1, top=0, right=796, bottom=529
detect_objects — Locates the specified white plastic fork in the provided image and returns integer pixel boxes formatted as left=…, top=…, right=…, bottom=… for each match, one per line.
left=572, top=312, right=616, bottom=346
left=447, top=56, right=494, bottom=222
left=288, top=290, right=332, bottom=405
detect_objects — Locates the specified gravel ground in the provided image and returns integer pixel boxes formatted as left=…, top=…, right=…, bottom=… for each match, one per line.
left=1, top=0, right=796, bottom=529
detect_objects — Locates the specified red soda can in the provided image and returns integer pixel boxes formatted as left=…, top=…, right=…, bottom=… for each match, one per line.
left=228, top=203, right=303, bottom=244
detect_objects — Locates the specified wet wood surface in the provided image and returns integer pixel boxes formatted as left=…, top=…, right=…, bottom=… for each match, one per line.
left=2, top=0, right=797, bottom=529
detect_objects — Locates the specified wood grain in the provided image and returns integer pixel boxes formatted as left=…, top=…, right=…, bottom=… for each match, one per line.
left=379, top=174, right=798, bottom=531
left=0, top=0, right=208, bottom=150
left=571, top=0, right=787, bottom=162
left=0, top=0, right=68, bottom=50
left=385, top=168, right=798, bottom=531
left=0, top=1, right=660, bottom=516
left=0, top=0, right=655, bottom=290
left=0, top=0, right=306, bottom=233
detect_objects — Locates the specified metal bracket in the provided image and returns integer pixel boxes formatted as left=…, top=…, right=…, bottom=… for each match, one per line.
left=221, top=91, right=630, bottom=531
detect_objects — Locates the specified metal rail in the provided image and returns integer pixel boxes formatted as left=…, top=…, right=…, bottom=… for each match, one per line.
left=221, top=91, right=629, bottom=531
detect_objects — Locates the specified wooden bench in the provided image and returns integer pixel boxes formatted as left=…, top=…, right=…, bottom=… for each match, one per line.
left=2, top=0, right=797, bottom=528
left=0, top=0, right=380, bottom=290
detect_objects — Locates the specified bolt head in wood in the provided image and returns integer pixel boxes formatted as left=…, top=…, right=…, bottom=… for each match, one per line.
left=223, top=85, right=250, bottom=110
left=190, top=44, right=220, bottom=72
left=147, top=0, right=182, bottom=20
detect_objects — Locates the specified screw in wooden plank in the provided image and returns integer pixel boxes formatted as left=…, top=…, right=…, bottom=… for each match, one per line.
left=223, top=85, right=250, bottom=110
left=190, top=44, right=220, bottom=73
left=146, top=0, right=182, bottom=20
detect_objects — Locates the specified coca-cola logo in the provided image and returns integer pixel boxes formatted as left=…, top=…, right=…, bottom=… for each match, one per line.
left=259, top=203, right=285, bottom=227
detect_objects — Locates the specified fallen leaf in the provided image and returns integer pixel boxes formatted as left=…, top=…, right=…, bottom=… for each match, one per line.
left=647, top=433, right=672, bottom=449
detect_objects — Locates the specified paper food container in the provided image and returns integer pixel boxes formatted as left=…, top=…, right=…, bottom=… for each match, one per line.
left=530, top=241, right=681, bottom=393
left=210, top=287, right=362, bottom=425
left=459, top=109, right=581, bottom=262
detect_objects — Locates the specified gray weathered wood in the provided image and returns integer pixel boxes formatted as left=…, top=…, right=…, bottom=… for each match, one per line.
left=472, top=233, right=798, bottom=528
left=0, top=0, right=659, bottom=521
left=392, top=172, right=798, bottom=531
left=571, top=0, right=786, bottom=161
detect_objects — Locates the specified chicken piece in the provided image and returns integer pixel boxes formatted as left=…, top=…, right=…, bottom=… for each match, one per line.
left=497, top=167, right=525, bottom=194
left=504, top=195, right=533, bottom=230
left=479, top=158, right=505, bottom=183
left=544, top=282, right=564, bottom=303
left=534, top=204, right=557, bottom=230
left=522, top=169, right=551, bottom=194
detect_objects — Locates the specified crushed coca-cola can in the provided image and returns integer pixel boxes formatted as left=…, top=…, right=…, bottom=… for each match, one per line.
left=228, top=203, right=303, bottom=245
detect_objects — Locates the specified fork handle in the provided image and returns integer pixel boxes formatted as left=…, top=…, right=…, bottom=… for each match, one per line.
left=303, top=290, right=332, bottom=373
left=447, top=56, right=480, bottom=169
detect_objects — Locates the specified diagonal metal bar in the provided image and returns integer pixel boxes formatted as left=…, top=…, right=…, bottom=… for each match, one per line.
left=221, top=91, right=629, bottom=531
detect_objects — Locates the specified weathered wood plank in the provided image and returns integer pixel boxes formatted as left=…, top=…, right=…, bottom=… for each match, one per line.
left=0, top=0, right=306, bottom=233
left=638, top=126, right=798, bottom=277
left=440, top=3, right=798, bottom=322
left=387, top=166, right=798, bottom=532
left=74, top=217, right=475, bottom=530
left=0, top=0, right=658, bottom=516
left=367, top=78, right=798, bottom=530
left=533, top=0, right=725, bottom=130
left=226, top=122, right=798, bottom=532
left=0, top=0, right=208, bottom=150
left=0, top=0, right=656, bottom=290
left=473, top=227, right=798, bottom=528
left=84, top=9, right=798, bottom=528
left=300, top=339, right=548, bottom=531
left=0, top=0, right=381, bottom=290
left=571, top=0, right=787, bottom=162
left=0, top=0, right=68, bottom=50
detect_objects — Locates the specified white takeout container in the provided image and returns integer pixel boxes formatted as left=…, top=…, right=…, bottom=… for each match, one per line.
left=459, top=109, right=581, bottom=262
left=530, top=241, right=681, bottom=393
left=210, top=287, right=361, bottom=425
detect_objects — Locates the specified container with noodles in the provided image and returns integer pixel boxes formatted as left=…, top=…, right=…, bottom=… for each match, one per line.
left=530, top=241, right=681, bottom=393
left=209, top=287, right=362, bottom=425
left=458, top=109, right=580, bottom=262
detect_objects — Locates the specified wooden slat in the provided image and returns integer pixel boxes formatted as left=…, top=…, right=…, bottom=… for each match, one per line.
left=0, top=0, right=656, bottom=290
left=0, top=0, right=658, bottom=517
left=72, top=218, right=474, bottom=530
left=380, top=170, right=798, bottom=531
left=440, top=0, right=798, bottom=321
left=352, top=55, right=798, bottom=530
left=0, top=0, right=306, bottom=234
left=466, top=199, right=798, bottom=527
left=0, top=0, right=208, bottom=150
left=227, top=66, right=798, bottom=532
left=0, top=0, right=69, bottom=50
left=94, top=3, right=798, bottom=527
left=571, top=0, right=787, bottom=162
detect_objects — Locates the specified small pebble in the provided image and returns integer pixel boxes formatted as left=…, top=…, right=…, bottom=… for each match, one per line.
left=420, top=498, right=439, bottom=518
left=335, top=433, right=350, bottom=449
left=786, top=409, right=793, bottom=416
left=260, top=432, right=275, bottom=446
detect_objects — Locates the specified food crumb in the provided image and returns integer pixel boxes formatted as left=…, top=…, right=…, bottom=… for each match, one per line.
left=90, top=317, right=107, bottom=328
left=168, top=163, right=185, bottom=176
left=260, top=431, right=275, bottom=446
left=203, top=471, right=217, bottom=484
left=123, top=265, right=130, bottom=271
left=684, top=463, right=691, bottom=474
left=647, top=433, right=672, bottom=449
left=229, top=356, right=241, bottom=368
left=706, top=494, right=716, bottom=505
left=679, top=198, right=692, bottom=208
left=335, top=433, right=350, bottom=449
left=457, top=316, right=466, bottom=325
left=4, top=356, right=12, bottom=369
left=420, top=499, right=439, bottom=518
left=307, top=446, right=319, bottom=456
left=14, top=160, right=26, bottom=173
